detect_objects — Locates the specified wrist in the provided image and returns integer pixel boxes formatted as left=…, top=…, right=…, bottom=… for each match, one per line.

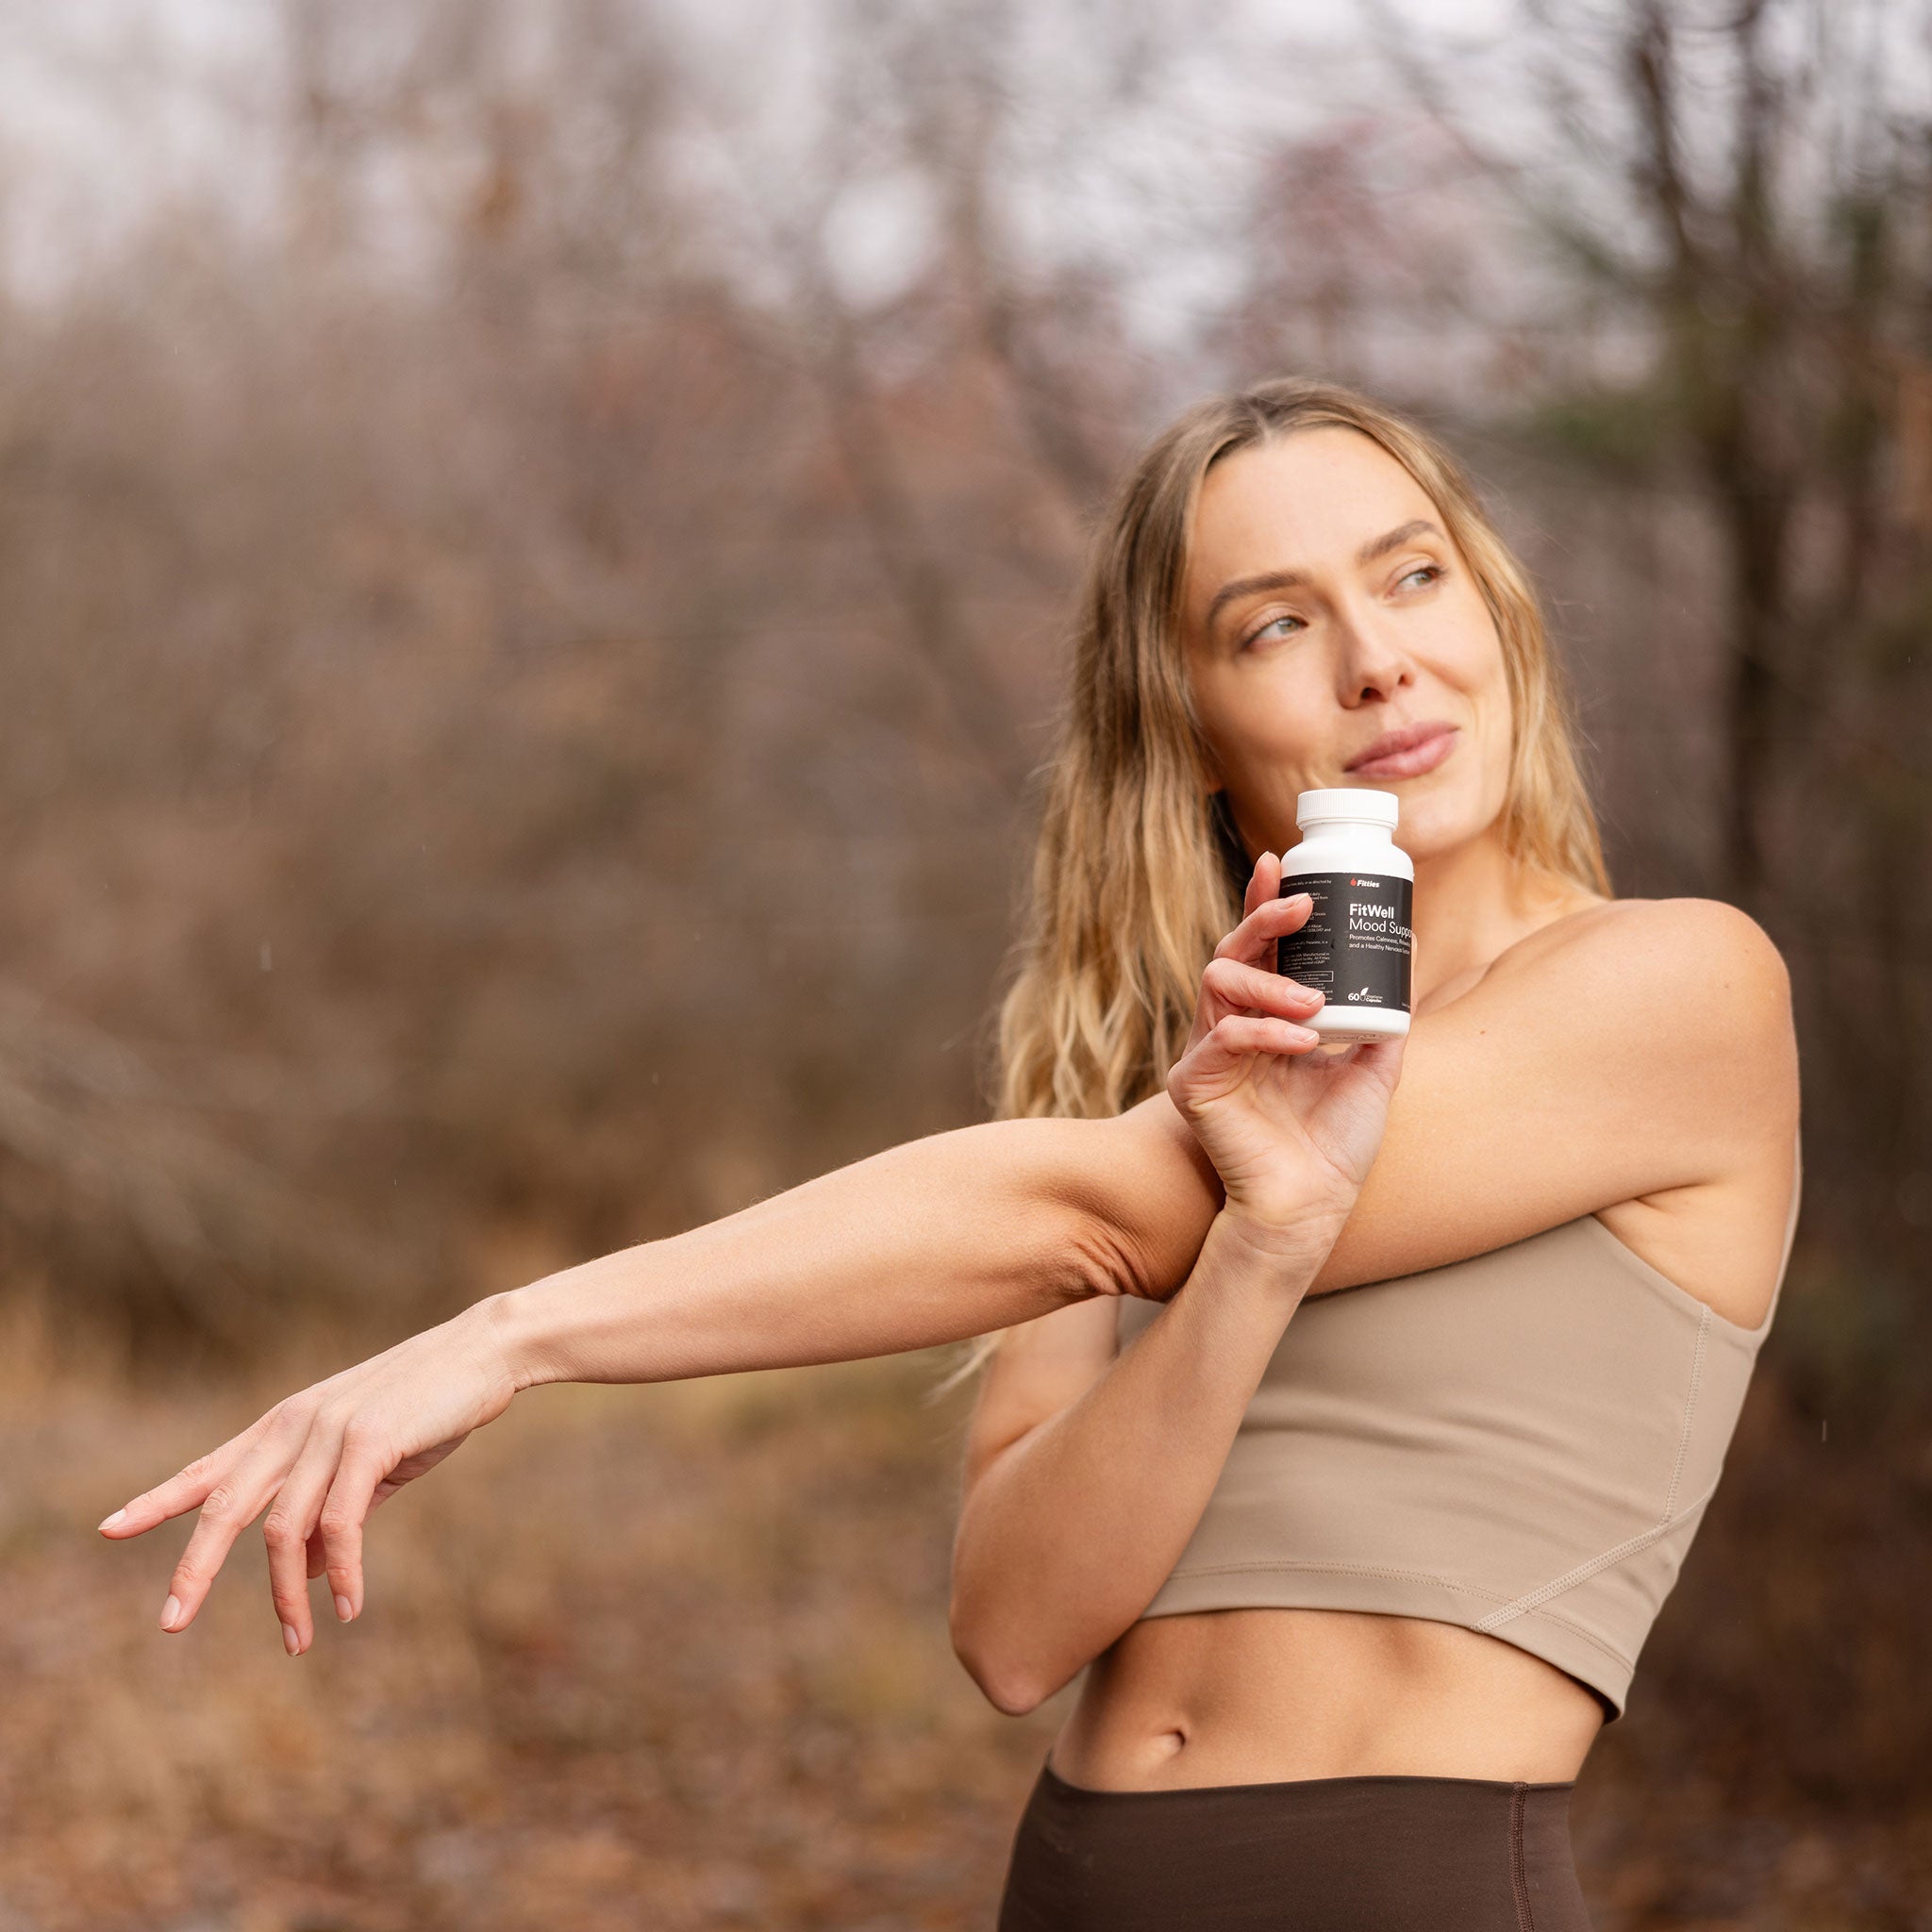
left=472, top=1281, right=563, bottom=1393
left=1208, top=1201, right=1348, bottom=1282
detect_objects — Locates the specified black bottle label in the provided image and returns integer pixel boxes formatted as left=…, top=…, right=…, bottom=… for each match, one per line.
left=1276, top=871, right=1413, bottom=1011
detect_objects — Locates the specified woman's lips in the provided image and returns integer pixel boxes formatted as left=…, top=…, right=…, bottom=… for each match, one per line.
left=1346, top=725, right=1457, bottom=780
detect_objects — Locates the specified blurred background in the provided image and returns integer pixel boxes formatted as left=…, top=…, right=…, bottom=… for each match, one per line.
left=3, top=0, right=1928, bottom=1925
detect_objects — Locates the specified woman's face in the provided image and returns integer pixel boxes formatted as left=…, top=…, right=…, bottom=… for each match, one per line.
left=1180, top=426, right=1512, bottom=864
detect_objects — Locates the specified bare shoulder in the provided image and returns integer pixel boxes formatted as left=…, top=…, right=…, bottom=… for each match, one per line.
left=1485, top=894, right=1795, bottom=1084
left=1498, top=892, right=1787, bottom=990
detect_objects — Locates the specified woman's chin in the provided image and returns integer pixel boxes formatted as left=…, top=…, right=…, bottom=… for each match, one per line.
left=1381, top=777, right=1498, bottom=857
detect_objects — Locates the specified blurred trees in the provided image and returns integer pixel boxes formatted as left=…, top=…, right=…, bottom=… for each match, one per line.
left=0, top=0, right=1925, bottom=1390
left=1362, top=0, right=1932, bottom=1383
left=0, top=1, right=1926, bottom=1906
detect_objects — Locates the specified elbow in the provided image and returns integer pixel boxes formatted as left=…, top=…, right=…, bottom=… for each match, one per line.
left=1046, top=1116, right=1208, bottom=1306
left=949, top=1603, right=1047, bottom=1717
left=1044, top=1193, right=1165, bottom=1306
left=950, top=1638, right=1042, bottom=1715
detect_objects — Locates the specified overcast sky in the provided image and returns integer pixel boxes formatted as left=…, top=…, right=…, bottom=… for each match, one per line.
left=0, top=0, right=1524, bottom=300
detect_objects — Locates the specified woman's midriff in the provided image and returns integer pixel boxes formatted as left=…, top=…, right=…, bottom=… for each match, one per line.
left=1045, top=1607, right=1607, bottom=1792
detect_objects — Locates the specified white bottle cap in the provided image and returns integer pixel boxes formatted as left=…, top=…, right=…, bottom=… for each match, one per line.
left=1296, top=787, right=1399, bottom=829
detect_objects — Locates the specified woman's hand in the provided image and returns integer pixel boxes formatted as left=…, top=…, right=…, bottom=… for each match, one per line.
left=1167, top=851, right=1406, bottom=1254
left=95, top=1299, right=522, bottom=1655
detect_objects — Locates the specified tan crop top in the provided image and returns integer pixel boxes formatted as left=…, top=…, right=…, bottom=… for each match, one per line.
left=1114, top=1149, right=1802, bottom=1724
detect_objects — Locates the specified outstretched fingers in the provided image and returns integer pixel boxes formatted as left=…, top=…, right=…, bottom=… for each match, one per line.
left=316, top=1439, right=393, bottom=1633
left=153, top=1408, right=310, bottom=1634
left=262, top=1424, right=358, bottom=1655
left=96, top=1414, right=275, bottom=1541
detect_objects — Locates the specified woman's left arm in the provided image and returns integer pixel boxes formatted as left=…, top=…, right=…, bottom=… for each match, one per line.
left=948, top=1212, right=1320, bottom=1716
left=949, top=867, right=1407, bottom=1714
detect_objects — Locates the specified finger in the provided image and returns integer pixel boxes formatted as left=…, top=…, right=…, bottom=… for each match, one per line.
left=1199, top=956, right=1326, bottom=1025
left=1203, top=1013, right=1325, bottom=1065
left=263, top=1429, right=349, bottom=1656
left=1214, top=888, right=1315, bottom=967
left=157, top=1415, right=308, bottom=1634
left=317, top=1440, right=395, bottom=1627
left=1241, top=850, right=1284, bottom=920
left=97, top=1413, right=280, bottom=1539
left=1174, top=1014, right=1324, bottom=1100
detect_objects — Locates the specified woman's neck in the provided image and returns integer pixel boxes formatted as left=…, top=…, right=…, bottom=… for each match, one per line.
left=1408, top=829, right=1600, bottom=1011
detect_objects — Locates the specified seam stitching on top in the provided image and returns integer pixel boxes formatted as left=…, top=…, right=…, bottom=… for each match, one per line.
left=1661, top=1304, right=1711, bottom=1520
left=1510, top=1783, right=1534, bottom=1930
left=1474, top=1469, right=1723, bottom=1631
left=1477, top=1305, right=1717, bottom=1633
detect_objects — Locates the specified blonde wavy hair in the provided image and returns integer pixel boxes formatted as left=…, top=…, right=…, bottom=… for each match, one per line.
left=930, top=376, right=1610, bottom=1396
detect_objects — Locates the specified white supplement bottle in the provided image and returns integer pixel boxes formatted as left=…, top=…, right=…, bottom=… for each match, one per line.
left=1276, top=788, right=1414, bottom=1044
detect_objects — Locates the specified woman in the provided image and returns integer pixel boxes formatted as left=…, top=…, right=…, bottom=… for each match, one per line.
left=100, top=380, right=1801, bottom=1925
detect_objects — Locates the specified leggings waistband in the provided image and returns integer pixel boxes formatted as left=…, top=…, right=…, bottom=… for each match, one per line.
left=1039, top=1759, right=1579, bottom=1799
left=998, top=1757, right=1593, bottom=1930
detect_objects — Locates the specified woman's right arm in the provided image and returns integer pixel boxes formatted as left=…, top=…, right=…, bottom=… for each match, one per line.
left=95, top=869, right=1324, bottom=1654
left=483, top=1106, right=1222, bottom=1391
left=95, top=1095, right=1229, bottom=1656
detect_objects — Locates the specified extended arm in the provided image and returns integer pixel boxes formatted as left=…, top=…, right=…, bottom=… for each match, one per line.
left=486, top=1106, right=1221, bottom=1391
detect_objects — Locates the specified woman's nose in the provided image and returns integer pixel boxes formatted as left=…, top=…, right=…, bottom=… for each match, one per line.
left=1332, top=606, right=1412, bottom=702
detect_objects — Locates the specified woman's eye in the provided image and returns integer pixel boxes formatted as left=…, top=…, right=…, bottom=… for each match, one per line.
left=1244, top=614, right=1302, bottom=647
left=1397, top=564, right=1442, bottom=591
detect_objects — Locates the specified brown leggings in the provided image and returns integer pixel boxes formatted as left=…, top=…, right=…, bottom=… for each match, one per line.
left=996, top=1759, right=1594, bottom=1930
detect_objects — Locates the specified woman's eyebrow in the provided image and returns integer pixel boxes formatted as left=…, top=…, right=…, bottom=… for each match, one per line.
left=1203, top=519, right=1445, bottom=631
left=1203, top=567, right=1308, bottom=631
left=1357, top=517, right=1442, bottom=567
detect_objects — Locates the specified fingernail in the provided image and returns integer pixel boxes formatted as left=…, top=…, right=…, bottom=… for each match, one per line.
left=335, top=1594, right=353, bottom=1623
left=160, top=1595, right=182, bottom=1630
left=283, top=1623, right=301, bottom=1656
left=98, top=1508, right=126, bottom=1532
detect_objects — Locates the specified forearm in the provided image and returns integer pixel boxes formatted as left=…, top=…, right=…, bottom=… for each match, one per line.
left=481, top=1115, right=1200, bottom=1390
left=948, top=1212, right=1324, bottom=1713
